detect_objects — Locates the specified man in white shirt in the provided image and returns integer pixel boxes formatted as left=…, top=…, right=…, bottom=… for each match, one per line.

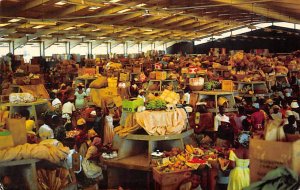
left=214, top=106, right=229, bottom=132
left=62, top=98, right=76, bottom=115
left=38, top=115, right=54, bottom=140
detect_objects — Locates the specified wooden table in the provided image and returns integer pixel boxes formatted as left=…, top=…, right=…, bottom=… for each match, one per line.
left=192, top=90, right=237, bottom=113
left=103, top=129, right=195, bottom=189
left=0, top=159, right=39, bottom=190
left=2, top=99, right=49, bottom=126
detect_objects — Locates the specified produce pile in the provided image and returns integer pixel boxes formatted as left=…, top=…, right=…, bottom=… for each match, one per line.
left=156, top=145, right=220, bottom=173
left=37, top=168, right=74, bottom=190
left=146, top=99, right=167, bottom=110
left=204, top=81, right=221, bottom=90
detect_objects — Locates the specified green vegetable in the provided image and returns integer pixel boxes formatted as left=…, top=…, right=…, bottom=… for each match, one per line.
left=146, top=99, right=167, bottom=110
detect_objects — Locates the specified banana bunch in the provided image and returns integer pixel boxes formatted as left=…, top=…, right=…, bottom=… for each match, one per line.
left=37, top=168, right=71, bottom=190
left=185, top=144, right=204, bottom=156
left=146, top=99, right=167, bottom=110
left=114, top=124, right=140, bottom=137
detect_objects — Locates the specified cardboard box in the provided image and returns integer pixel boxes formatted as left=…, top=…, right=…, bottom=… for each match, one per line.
left=153, top=167, right=193, bottom=190
left=221, top=80, right=234, bottom=91
left=156, top=71, right=167, bottom=80
left=249, top=139, right=300, bottom=182
left=119, top=73, right=129, bottom=82
left=7, top=118, right=27, bottom=146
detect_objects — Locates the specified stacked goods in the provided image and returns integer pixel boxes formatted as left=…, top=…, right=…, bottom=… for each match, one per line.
left=188, top=66, right=198, bottom=74
left=146, top=99, right=167, bottom=110
left=149, top=71, right=156, bottom=80
left=9, top=93, right=35, bottom=104
left=37, top=168, right=74, bottom=190
left=78, top=68, right=96, bottom=76
left=13, top=76, right=31, bottom=85
left=160, top=90, right=180, bottom=105
left=155, top=63, right=162, bottom=70
left=181, top=67, right=189, bottom=74
left=189, top=77, right=204, bottom=91
left=156, top=71, right=167, bottom=80
left=155, top=145, right=220, bottom=173
left=275, top=66, right=289, bottom=75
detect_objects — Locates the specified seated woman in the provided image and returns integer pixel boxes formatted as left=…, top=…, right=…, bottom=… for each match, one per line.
left=85, top=136, right=102, bottom=161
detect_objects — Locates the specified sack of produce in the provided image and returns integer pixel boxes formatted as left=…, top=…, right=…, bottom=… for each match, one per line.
left=89, top=76, right=108, bottom=89
left=9, top=93, right=35, bottom=104
left=275, top=66, right=288, bottom=74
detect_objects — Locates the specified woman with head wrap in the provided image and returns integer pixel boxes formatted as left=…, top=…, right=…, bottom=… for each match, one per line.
left=85, top=136, right=102, bottom=160
left=227, top=131, right=250, bottom=190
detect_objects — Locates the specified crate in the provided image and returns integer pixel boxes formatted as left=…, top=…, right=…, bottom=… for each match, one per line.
left=250, top=139, right=300, bottom=182
left=153, top=167, right=193, bottom=190
left=156, top=71, right=167, bottom=80
left=221, top=80, right=234, bottom=91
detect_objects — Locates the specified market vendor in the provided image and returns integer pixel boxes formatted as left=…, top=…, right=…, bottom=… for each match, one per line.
left=283, top=115, right=297, bottom=135
left=214, top=106, right=229, bottom=132
left=20, top=109, right=36, bottom=133
left=75, top=118, right=89, bottom=157
left=38, top=114, right=54, bottom=141
left=250, top=103, right=265, bottom=131
left=62, top=98, right=76, bottom=116
left=74, top=84, right=87, bottom=109
left=270, top=105, right=282, bottom=120
left=51, top=92, right=62, bottom=110
left=216, top=116, right=234, bottom=148
left=137, top=89, right=146, bottom=102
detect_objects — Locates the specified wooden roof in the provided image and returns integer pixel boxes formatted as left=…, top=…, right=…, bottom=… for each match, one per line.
left=0, top=0, right=299, bottom=48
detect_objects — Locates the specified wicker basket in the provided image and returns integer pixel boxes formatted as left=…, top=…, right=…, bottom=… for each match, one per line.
left=189, top=85, right=204, bottom=91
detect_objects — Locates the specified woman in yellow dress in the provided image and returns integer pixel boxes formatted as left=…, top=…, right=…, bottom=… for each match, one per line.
left=227, top=132, right=250, bottom=190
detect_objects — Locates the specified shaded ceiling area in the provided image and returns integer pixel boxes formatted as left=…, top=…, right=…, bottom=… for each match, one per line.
left=167, top=26, right=300, bottom=54
left=0, top=0, right=299, bottom=49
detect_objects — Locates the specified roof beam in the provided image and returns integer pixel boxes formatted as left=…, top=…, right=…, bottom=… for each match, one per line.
left=108, top=12, right=143, bottom=25
left=212, top=0, right=300, bottom=24
left=44, top=38, right=59, bottom=49
left=1, top=0, right=60, bottom=16
left=13, top=23, right=75, bottom=49
left=47, top=4, right=88, bottom=18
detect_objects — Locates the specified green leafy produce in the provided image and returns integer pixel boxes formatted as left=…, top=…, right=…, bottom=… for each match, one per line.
left=204, top=80, right=221, bottom=90
left=146, top=99, right=167, bottom=110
